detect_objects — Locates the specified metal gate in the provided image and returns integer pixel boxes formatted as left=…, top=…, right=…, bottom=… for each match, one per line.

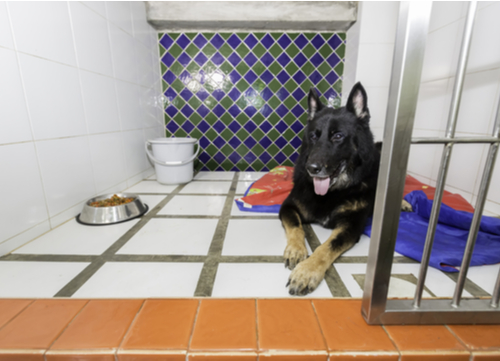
left=361, top=1, right=500, bottom=324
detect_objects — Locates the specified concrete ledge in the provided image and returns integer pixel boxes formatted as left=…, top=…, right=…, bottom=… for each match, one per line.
left=146, top=1, right=358, bottom=31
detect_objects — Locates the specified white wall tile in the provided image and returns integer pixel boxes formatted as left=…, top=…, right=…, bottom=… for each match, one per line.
left=122, top=129, right=149, bottom=178
left=18, top=53, right=87, bottom=140
left=413, top=78, right=451, bottom=132
left=116, top=80, right=143, bottom=130
left=70, top=1, right=114, bottom=77
left=421, top=19, right=464, bottom=83
left=36, top=136, right=96, bottom=217
left=445, top=143, right=488, bottom=194
left=428, top=2, right=466, bottom=33
left=362, top=86, right=389, bottom=130
left=8, top=2, right=77, bottom=66
left=108, top=23, right=138, bottom=83
left=81, top=1, right=107, bottom=18
left=135, top=39, right=154, bottom=88
left=88, top=132, right=127, bottom=194
left=467, top=2, right=500, bottom=74
left=0, top=221, right=50, bottom=257
left=80, top=70, right=121, bottom=134
left=0, top=2, right=14, bottom=49
left=356, top=43, right=394, bottom=87
left=0, top=48, right=32, bottom=145
left=455, top=69, right=500, bottom=136
left=130, top=1, right=151, bottom=46
left=105, top=1, right=133, bottom=35
left=0, top=143, right=48, bottom=244
left=358, top=1, right=399, bottom=44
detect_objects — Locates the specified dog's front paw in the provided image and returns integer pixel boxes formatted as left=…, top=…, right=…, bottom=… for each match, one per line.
left=284, top=243, right=308, bottom=270
left=401, top=199, right=413, bottom=212
left=286, top=258, right=325, bottom=296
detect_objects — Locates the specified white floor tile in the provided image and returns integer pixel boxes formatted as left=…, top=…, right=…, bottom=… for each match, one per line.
left=117, top=218, right=218, bottom=255
left=180, top=181, right=232, bottom=194
left=235, top=181, right=254, bottom=195
left=334, top=263, right=472, bottom=298
left=464, top=263, right=500, bottom=295
left=224, top=219, right=307, bottom=256
left=230, top=201, right=278, bottom=217
left=138, top=195, right=166, bottom=213
left=194, top=171, right=234, bottom=180
left=0, top=261, right=90, bottom=297
left=14, top=219, right=139, bottom=255
left=158, top=195, right=226, bottom=216
left=125, top=181, right=177, bottom=194
left=212, top=263, right=332, bottom=297
left=311, top=224, right=403, bottom=257
left=72, top=262, right=203, bottom=297
left=238, top=171, right=267, bottom=181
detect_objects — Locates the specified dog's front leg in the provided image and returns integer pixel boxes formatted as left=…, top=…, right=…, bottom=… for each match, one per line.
left=287, top=224, right=355, bottom=296
left=280, top=203, right=308, bottom=270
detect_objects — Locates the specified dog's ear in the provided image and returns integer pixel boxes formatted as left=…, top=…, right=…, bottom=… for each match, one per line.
left=308, top=88, right=323, bottom=121
left=346, top=82, right=369, bottom=120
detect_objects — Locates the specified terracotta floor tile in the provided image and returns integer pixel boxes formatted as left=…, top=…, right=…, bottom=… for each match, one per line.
left=0, top=350, right=45, bottom=361
left=117, top=351, right=186, bottom=361
left=190, top=299, right=256, bottom=351
left=313, top=300, right=397, bottom=352
left=257, top=300, right=326, bottom=352
left=258, top=352, right=328, bottom=361
left=384, top=325, right=466, bottom=352
left=448, top=324, right=500, bottom=350
left=49, top=299, right=143, bottom=350
left=472, top=351, right=500, bottom=360
left=328, top=352, right=399, bottom=360
left=121, top=299, right=198, bottom=350
left=188, top=351, right=258, bottom=360
left=0, top=299, right=33, bottom=329
left=45, top=352, right=115, bottom=361
left=0, top=299, right=87, bottom=349
left=399, top=351, right=470, bottom=361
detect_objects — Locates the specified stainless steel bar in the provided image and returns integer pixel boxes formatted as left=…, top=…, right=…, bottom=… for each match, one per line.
left=412, top=1, right=477, bottom=308
left=452, top=44, right=500, bottom=307
left=492, top=267, right=500, bottom=308
left=362, top=1, right=432, bottom=324
left=412, top=137, right=499, bottom=144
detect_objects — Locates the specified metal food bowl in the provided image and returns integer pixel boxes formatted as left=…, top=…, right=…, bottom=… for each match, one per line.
left=76, top=193, right=148, bottom=226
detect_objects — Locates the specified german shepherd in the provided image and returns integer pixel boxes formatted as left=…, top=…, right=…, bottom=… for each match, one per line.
left=280, top=82, right=386, bottom=296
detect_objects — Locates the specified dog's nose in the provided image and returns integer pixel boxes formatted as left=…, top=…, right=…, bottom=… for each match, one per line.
left=307, top=163, right=322, bottom=175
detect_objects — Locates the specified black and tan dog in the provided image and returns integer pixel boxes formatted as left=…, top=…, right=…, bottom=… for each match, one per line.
left=280, top=82, right=384, bottom=296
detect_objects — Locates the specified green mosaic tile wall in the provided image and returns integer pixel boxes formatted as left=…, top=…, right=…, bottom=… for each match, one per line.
left=159, top=32, right=346, bottom=171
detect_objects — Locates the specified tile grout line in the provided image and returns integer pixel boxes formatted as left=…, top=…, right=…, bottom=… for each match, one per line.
left=380, top=325, right=402, bottom=360
left=303, top=224, right=351, bottom=297
left=53, top=184, right=187, bottom=297
left=193, top=172, right=240, bottom=297
left=310, top=300, right=329, bottom=354
left=444, top=324, right=471, bottom=354
left=115, top=300, right=147, bottom=358
left=44, top=299, right=91, bottom=360
left=186, top=299, right=202, bottom=355
left=0, top=299, right=35, bottom=333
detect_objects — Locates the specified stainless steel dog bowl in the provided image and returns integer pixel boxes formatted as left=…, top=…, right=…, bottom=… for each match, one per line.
left=76, top=193, right=148, bottom=226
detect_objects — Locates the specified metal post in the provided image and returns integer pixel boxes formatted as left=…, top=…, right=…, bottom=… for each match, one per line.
left=413, top=1, right=477, bottom=308
left=492, top=268, right=500, bottom=308
left=452, top=66, right=500, bottom=307
left=362, top=1, right=432, bottom=324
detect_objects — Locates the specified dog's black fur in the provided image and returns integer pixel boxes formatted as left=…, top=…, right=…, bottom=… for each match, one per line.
left=279, top=82, right=381, bottom=296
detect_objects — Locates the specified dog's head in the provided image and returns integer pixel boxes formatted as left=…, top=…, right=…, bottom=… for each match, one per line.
left=300, top=82, right=376, bottom=195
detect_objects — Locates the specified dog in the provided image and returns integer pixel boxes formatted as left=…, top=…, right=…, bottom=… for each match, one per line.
left=280, top=82, right=388, bottom=296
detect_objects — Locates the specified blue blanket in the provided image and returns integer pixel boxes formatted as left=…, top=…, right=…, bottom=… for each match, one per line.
left=364, top=190, right=500, bottom=272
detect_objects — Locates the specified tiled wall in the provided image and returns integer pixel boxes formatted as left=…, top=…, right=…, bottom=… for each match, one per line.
left=0, top=1, right=163, bottom=255
left=159, top=31, right=346, bottom=171
left=351, top=2, right=500, bottom=217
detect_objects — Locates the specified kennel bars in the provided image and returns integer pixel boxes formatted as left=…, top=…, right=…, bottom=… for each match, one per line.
left=362, top=1, right=500, bottom=324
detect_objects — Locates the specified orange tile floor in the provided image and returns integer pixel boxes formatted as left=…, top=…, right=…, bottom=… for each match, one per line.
left=1, top=299, right=500, bottom=360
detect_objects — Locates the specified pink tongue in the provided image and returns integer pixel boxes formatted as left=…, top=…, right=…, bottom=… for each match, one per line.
left=313, top=177, right=330, bottom=196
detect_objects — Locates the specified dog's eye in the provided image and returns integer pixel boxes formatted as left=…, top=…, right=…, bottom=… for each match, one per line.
left=310, top=132, right=319, bottom=141
left=332, top=132, right=344, bottom=141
